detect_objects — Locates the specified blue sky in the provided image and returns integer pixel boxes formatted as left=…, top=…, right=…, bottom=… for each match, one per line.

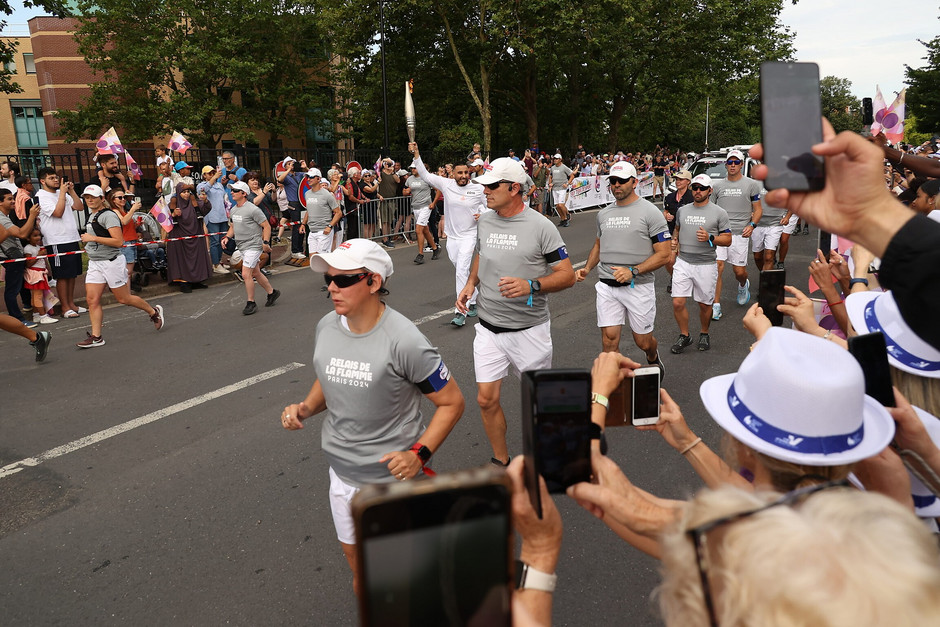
left=4, top=0, right=937, bottom=100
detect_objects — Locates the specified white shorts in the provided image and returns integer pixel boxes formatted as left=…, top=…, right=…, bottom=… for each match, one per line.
left=671, top=257, right=718, bottom=305
left=328, top=467, right=360, bottom=545
left=715, top=234, right=749, bottom=266
left=473, top=319, right=553, bottom=383
left=782, top=213, right=799, bottom=235
left=413, top=206, right=431, bottom=227
left=307, top=230, right=333, bottom=256
left=85, top=256, right=128, bottom=288
left=595, top=281, right=656, bottom=334
left=241, top=248, right=263, bottom=269
left=552, top=189, right=568, bottom=205
left=751, top=225, right=783, bottom=252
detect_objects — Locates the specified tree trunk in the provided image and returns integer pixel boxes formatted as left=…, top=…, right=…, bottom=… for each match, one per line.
left=481, top=60, right=492, bottom=154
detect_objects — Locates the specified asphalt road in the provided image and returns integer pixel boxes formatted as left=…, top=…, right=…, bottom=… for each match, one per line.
left=0, top=209, right=821, bottom=626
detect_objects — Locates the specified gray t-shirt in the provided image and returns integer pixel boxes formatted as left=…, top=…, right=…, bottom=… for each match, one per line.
left=549, top=164, right=572, bottom=190
left=756, top=192, right=787, bottom=227
left=595, top=197, right=671, bottom=285
left=0, top=211, right=23, bottom=258
left=230, top=201, right=267, bottom=251
left=711, top=176, right=762, bottom=232
left=675, top=202, right=731, bottom=265
left=475, top=208, right=569, bottom=328
left=315, top=306, right=449, bottom=487
left=304, top=187, right=339, bottom=230
left=85, top=209, right=122, bottom=261
left=406, top=176, right=433, bottom=211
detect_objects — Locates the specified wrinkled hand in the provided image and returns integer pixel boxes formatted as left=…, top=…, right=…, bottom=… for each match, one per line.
left=636, top=389, right=699, bottom=453
left=508, top=457, right=562, bottom=568
left=853, top=446, right=912, bottom=508
left=850, top=244, right=875, bottom=277
left=778, top=285, right=819, bottom=333
left=591, top=351, right=640, bottom=399
left=379, top=450, right=423, bottom=480
left=890, top=389, right=939, bottom=459
left=281, top=402, right=309, bottom=430
left=742, top=302, right=772, bottom=340
left=827, top=249, right=850, bottom=283
left=808, top=248, right=836, bottom=289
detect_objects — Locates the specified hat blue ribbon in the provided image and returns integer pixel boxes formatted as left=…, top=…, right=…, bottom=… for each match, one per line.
left=727, top=382, right=864, bottom=455
left=864, top=300, right=940, bottom=373
left=913, top=493, right=938, bottom=509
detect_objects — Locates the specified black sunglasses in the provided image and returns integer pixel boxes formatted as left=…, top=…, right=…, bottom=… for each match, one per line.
left=112, top=195, right=125, bottom=200
left=688, top=479, right=850, bottom=627
left=690, top=184, right=710, bottom=191
left=608, top=177, right=633, bottom=186
left=324, top=272, right=370, bottom=288
left=482, top=180, right=515, bottom=190
left=726, top=159, right=743, bottom=165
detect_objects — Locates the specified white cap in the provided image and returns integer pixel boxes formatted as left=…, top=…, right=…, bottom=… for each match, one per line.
left=230, top=181, right=251, bottom=194
left=691, top=174, right=713, bottom=188
left=82, top=184, right=105, bottom=198
left=727, top=149, right=746, bottom=161
left=470, top=158, right=485, bottom=167
left=608, top=161, right=637, bottom=179
left=553, top=153, right=563, bottom=159
left=309, top=238, right=394, bottom=283
left=306, top=168, right=322, bottom=178
left=473, top=157, right=527, bottom=185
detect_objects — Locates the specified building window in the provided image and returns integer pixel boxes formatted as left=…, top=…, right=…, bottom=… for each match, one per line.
left=10, top=102, right=48, bottom=149
left=4, top=59, right=15, bottom=74
left=23, top=54, right=35, bottom=74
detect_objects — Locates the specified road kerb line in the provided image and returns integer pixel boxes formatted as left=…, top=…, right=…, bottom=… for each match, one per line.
left=0, top=362, right=307, bottom=479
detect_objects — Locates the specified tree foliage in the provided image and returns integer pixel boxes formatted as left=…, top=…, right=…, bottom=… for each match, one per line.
left=56, top=0, right=330, bottom=148
left=0, top=0, right=71, bottom=93
left=324, top=0, right=795, bottom=157
left=820, top=75, right=861, bottom=134
left=906, top=34, right=940, bottom=134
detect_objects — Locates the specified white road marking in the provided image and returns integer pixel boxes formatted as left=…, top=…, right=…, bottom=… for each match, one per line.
left=411, top=260, right=586, bottom=326
left=189, top=286, right=237, bottom=319
left=0, top=362, right=307, bottom=479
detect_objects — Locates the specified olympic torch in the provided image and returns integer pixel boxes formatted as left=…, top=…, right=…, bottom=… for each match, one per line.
left=404, top=80, right=416, bottom=144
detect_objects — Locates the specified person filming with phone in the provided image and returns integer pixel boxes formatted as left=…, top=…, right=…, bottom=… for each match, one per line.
left=279, top=239, right=465, bottom=595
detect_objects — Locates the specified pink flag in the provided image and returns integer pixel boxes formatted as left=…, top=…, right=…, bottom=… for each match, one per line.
left=150, top=198, right=174, bottom=232
left=95, top=126, right=124, bottom=155
left=870, top=86, right=888, bottom=136
left=125, top=152, right=143, bottom=181
left=167, top=131, right=192, bottom=154
left=373, top=155, right=382, bottom=173
left=483, top=157, right=492, bottom=171
left=882, top=89, right=906, bottom=144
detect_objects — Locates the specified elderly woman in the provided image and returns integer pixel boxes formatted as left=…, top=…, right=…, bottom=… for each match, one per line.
left=280, top=239, right=464, bottom=595
left=166, top=182, right=212, bottom=292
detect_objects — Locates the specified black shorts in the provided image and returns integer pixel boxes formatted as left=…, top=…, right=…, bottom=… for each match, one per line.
left=48, top=241, right=82, bottom=279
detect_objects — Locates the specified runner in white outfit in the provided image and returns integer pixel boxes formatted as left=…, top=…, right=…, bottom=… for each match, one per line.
left=409, top=142, right=489, bottom=327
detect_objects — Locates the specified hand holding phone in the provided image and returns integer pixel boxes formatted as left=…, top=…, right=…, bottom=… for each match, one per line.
left=758, top=268, right=786, bottom=326
left=631, top=367, right=661, bottom=426
left=847, top=332, right=895, bottom=407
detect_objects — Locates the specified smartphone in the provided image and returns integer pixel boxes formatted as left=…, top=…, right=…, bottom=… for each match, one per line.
left=521, top=369, right=593, bottom=518
left=62, top=175, right=69, bottom=183
left=353, top=468, right=512, bottom=627
left=125, top=194, right=136, bottom=204
left=818, top=229, right=833, bottom=254
left=758, top=268, right=787, bottom=326
left=760, top=61, right=825, bottom=191
left=631, top=367, right=661, bottom=426
left=847, top=332, right=896, bottom=407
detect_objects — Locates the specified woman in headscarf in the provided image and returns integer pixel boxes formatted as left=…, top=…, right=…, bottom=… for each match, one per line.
left=166, top=182, right=212, bottom=292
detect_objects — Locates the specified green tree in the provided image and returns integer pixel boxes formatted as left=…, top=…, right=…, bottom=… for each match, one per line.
left=56, top=0, right=329, bottom=148
left=820, top=75, right=861, bottom=134
left=906, top=34, right=940, bottom=134
left=0, top=0, right=71, bottom=93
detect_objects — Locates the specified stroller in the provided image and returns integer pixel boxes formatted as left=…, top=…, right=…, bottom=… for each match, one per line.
left=131, top=213, right=168, bottom=288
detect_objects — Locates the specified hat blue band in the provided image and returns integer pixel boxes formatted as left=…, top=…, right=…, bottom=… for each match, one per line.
left=728, top=382, right=864, bottom=455
left=913, top=493, right=938, bottom=509
left=864, top=300, right=940, bottom=372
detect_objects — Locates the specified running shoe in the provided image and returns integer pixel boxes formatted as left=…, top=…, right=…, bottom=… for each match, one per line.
left=431, top=248, right=441, bottom=260
left=30, top=330, right=51, bottom=362
left=265, top=289, right=281, bottom=307
left=451, top=313, right=466, bottom=327
left=648, top=352, right=665, bottom=380
left=77, top=333, right=105, bottom=348
left=670, top=334, right=693, bottom=354
left=698, top=333, right=711, bottom=351
left=243, top=301, right=258, bottom=316
left=467, top=303, right=478, bottom=318
left=151, top=304, right=165, bottom=331
left=382, top=239, right=395, bottom=249
left=712, top=303, right=723, bottom=320
left=737, top=278, right=751, bottom=305
left=413, top=254, right=425, bottom=264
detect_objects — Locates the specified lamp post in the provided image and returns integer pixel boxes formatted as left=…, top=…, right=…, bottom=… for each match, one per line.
left=380, top=0, right=390, bottom=156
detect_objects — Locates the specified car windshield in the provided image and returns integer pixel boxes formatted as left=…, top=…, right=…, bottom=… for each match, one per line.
left=688, top=160, right=728, bottom=180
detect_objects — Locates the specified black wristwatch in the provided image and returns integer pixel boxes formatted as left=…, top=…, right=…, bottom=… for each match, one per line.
left=530, top=279, right=541, bottom=293
left=409, top=443, right=432, bottom=464
left=263, top=240, right=270, bottom=245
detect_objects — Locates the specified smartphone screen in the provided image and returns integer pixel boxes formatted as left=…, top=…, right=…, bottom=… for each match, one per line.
left=847, top=332, right=896, bottom=407
left=521, top=369, right=593, bottom=517
left=760, top=61, right=825, bottom=191
left=818, top=229, right=833, bottom=254
left=631, top=367, right=661, bottom=426
left=355, top=476, right=511, bottom=627
left=758, top=269, right=786, bottom=326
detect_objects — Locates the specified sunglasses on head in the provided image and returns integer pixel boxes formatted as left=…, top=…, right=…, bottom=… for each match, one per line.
left=323, top=272, right=371, bottom=288
left=482, top=180, right=515, bottom=190
left=608, top=177, right=632, bottom=186
left=726, top=159, right=743, bottom=165
left=691, top=184, right=710, bottom=191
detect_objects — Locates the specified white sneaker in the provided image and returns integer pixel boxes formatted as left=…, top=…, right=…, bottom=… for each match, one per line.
left=33, top=313, right=41, bottom=322
left=77, top=306, right=88, bottom=313
left=213, top=264, right=230, bottom=274
left=38, top=314, right=58, bottom=324
left=736, top=279, right=751, bottom=305
left=291, top=252, right=306, bottom=259
left=424, top=246, right=432, bottom=253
